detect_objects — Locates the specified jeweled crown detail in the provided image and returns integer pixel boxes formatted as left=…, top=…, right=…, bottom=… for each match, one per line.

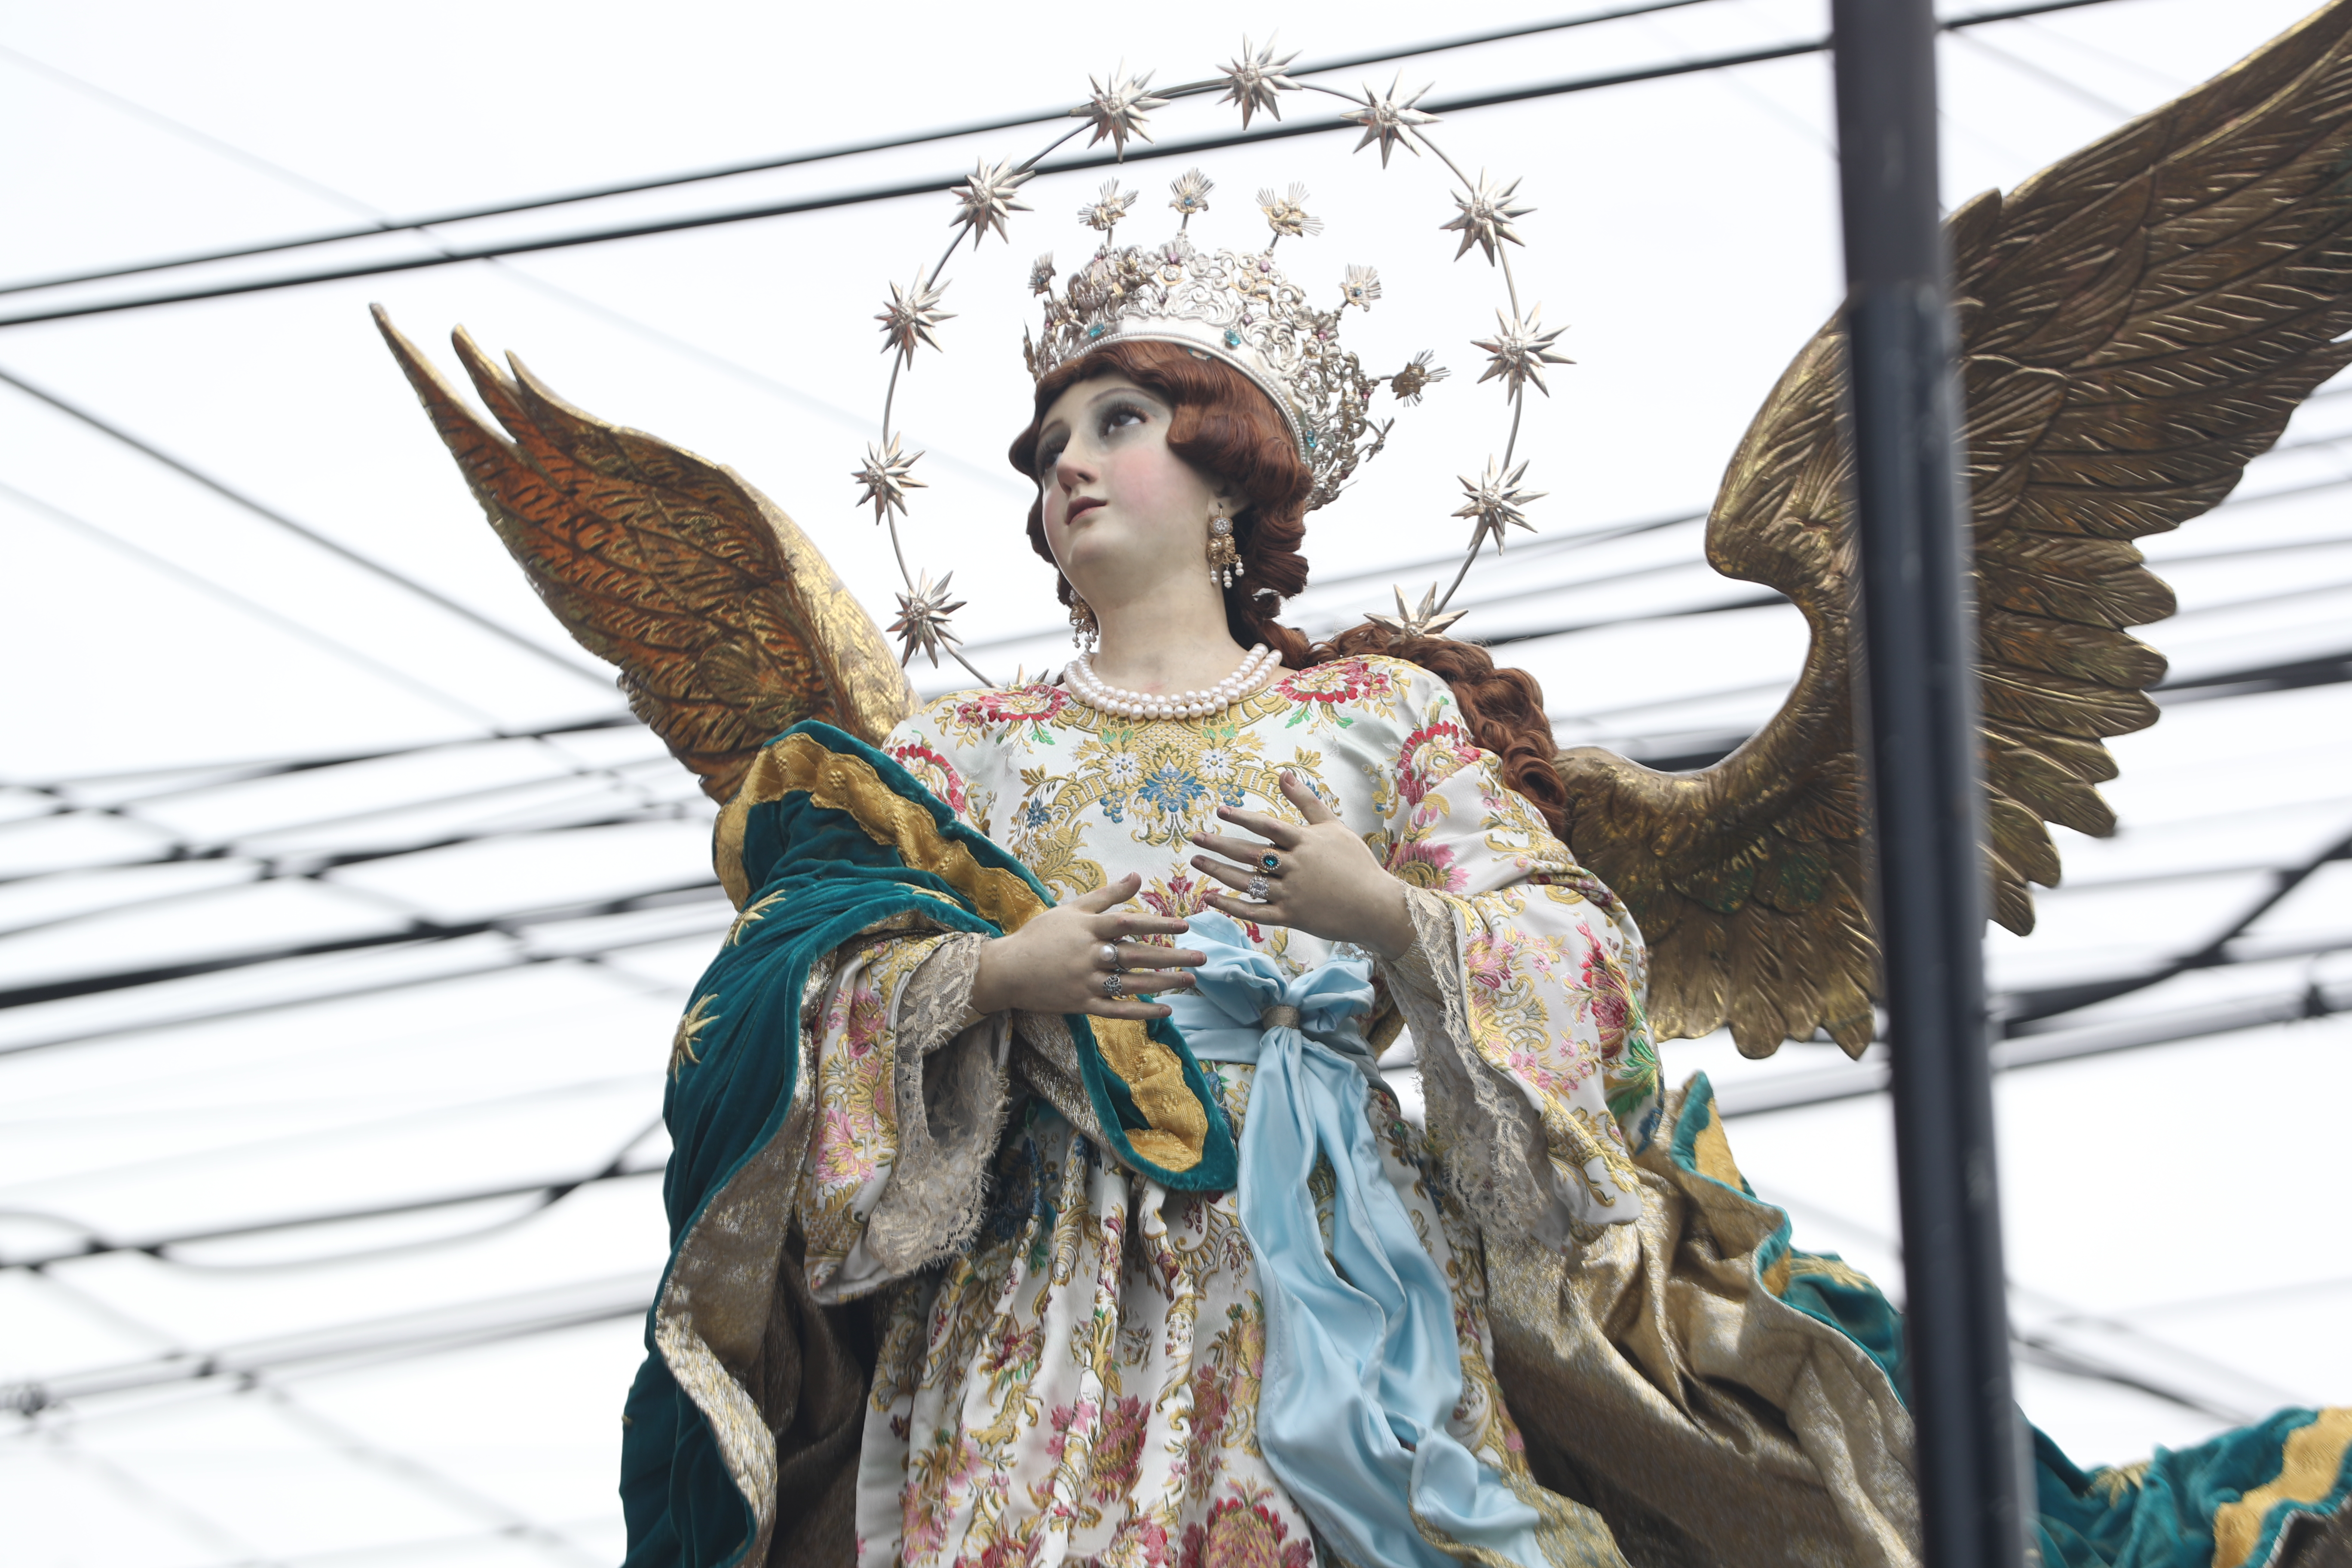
left=1023, top=189, right=1427, bottom=512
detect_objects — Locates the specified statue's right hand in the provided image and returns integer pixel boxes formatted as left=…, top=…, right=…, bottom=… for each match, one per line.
left=967, top=873, right=1203, bottom=1021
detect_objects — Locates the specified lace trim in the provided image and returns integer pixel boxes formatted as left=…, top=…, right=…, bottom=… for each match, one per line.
left=1009, top=1010, right=1111, bottom=1147
left=1378, top=886, right=1580, bottom=1248
left=859, top=934, right=1010, bottom=1283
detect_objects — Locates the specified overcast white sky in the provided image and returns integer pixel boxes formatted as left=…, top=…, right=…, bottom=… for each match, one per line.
left=3, top=1, right=2349, bottom=1563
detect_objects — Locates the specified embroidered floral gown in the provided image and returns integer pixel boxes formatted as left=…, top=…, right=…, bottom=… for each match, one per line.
left=649, top=651, right=2352, bottom=1568
left=794, top=654, right=1665, bottom=1568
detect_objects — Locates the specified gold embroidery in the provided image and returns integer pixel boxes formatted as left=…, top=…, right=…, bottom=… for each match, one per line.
left=715, top=732, right=1045, bottom=927
left=716, top=732, right=1208, bottom=1172
left=2090, top=1460, right=2150, bottom=1502
left=671, top=993, right=719, bottom=1078
left=1786, top=1254, right=1880, bottom=1292
left=2212, top=1407, right=2352, bottom=1568
left=1088, top=1017, right=1206, bottom=1173
left=726, top=889, right=785, bottom=945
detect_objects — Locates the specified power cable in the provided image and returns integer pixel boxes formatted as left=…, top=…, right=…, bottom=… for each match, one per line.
left=0, top=714, right=640, bottom=797
left=0, top=0, right=1745, bottom=300
left=0, top=807, right=695, bottom=944
left=2003, top=822, right=2352, bottom=1024
left=0, top=947, right=597, bottom=1061
left=0, top=50, right=1023, bottom=496
left=0, top=875, right=727, bottom=1012
left=5, top=1274, right=657, bottom=1413
left=0, top=1115, right=665, bottom=1272
left=0, top=477, right=504, bottom=727
left=1947, top=27, right=2138, bottom=119
left=0, top=365, right=615, bottom=690
left=1718, top=942, right=2352, bottom=1119
left=9, top=934, right=2343, bottom=1274
left=1753, top=1197, right=2305, bottom=1424
left=11, top=1266, right=612, bottom=1567
left=0, top=0, right=2137, bottom=331
left=2, top=748, right=693, bottom=877
left=35, top=659, right=2344, bottom=1017
left=15, top=1422, right=263, bottom=1558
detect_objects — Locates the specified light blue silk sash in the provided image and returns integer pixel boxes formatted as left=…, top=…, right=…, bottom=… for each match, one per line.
left=1164, top=912, right=1548, bottom=1568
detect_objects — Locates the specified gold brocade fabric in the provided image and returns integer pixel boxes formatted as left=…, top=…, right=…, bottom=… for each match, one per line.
left=1485, top=1079, right=1921, bottom=1568
left=2215, top=1409, right=2352, bottom=1568
left=714, top=729, right=1211, bottom=1175
left=715, top=730, right=1048, bottom=925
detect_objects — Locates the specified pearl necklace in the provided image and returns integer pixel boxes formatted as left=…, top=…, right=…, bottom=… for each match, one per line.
left=1066, top=643, right=1279, bottom=720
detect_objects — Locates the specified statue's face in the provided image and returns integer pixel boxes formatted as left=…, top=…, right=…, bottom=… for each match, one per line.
left=1033, top=372, right=1226, bottom=600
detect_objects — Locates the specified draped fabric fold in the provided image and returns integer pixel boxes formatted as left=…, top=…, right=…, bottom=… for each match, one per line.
left=1167, top=912, right=1561, bottom=1568
left=624, top=723, right=1233, bottom=1568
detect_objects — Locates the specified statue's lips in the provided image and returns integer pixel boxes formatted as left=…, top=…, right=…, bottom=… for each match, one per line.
left=1065, top=497, right=1106, bottom=524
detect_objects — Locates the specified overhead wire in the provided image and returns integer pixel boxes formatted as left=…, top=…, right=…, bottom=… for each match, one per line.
left=4, top=8, right=2338, bottom=1502
left=0, top=0, right=2138, bottom=331
left=1745, top=1195, right=2308, bottom=1424
left=0, top=477, right=506, bottom=727
left=0, top=1114, right=665, bottom=1272
left=6, top=1271, right=659, bottom=1413
left=0, top=874, right=727, bottom=1012
left=0, top=0, right=1761, bottom=300
left=0, top=946, right=647, bottom=1060
left=1716, top=943, right=2352, bottom=1121
left=0, top=714, right=642, bottom=797
left=0, top=1080, right=662, bottom=1232
left=8, top=935, right=2346, bottom=1276
left=3, top=746, right=696, bottom=870
left=0, top=364, right=616, bottom=691
left=7, top=1269, right=618, bottom=1566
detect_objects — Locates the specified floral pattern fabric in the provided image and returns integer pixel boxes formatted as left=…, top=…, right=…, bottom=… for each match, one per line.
left=796, top=655, right=1662, bottom=1565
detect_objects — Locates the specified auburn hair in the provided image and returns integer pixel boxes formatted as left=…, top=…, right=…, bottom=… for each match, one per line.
left=1007, top=340, right=1570, bottom=839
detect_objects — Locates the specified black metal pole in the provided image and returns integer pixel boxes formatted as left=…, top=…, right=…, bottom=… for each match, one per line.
left=1828, top=3, right=2029, bottom=1566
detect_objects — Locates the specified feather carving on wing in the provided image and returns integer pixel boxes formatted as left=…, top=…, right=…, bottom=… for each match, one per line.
left=374, top=306, right=914, bottom=802
left=1555, top=0, right=2352, bottom=1059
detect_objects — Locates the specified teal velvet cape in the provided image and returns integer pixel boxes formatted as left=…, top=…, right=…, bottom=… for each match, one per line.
left=612, top=716, right=2345, bottom=1568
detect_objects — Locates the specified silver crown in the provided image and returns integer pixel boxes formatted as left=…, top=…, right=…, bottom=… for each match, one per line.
left=1024, top=217, right=1419, bottom=511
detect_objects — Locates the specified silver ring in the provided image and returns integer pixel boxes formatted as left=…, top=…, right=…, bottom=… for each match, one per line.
left=1096, top=943, right=1121, bottom=971
left=1103, top=973, right=1125, bottom=998
left=1246, top=874, right=1271, bottom=902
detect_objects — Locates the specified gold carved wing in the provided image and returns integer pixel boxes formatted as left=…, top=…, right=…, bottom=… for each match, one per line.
left=1556, top=0, right=2352, bottom=1058
left=375, top=307, right=915, bottom=801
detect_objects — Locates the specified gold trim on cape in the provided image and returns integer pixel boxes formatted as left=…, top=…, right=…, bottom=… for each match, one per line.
left=2214, top=1407, right=2352, bottom=1568
left=715, top=731, right=1045, bottom=924
left=713, top=730, right=1206, bottom=1173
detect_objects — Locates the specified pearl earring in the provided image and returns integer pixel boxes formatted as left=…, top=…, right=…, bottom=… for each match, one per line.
left=1067, top=587, right=1099, bottom=653
left=1206, top=503, right=1243, bottom=588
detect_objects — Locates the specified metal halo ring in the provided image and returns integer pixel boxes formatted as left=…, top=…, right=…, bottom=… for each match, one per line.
left=1257, top=851, right=1282, bottom=873
left=861, top=54, right=1557, bottom=680
left=1096, top=942, right=1121, bottom=971
left=1103, top=972, right=1126, bottom=999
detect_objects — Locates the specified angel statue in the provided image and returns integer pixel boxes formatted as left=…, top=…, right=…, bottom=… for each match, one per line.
left=375, top=6, right=2352, bottom=1566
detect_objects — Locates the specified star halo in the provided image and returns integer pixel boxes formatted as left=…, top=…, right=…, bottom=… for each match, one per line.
left=854, top=39, right=1571, bottom=683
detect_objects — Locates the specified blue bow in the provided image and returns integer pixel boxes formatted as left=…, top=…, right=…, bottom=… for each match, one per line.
left=1166, top=912, right=1547, bottom=1568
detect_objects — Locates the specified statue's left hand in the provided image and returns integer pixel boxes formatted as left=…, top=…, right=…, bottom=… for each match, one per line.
left=1189, top=771, right=1415, bottom=961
